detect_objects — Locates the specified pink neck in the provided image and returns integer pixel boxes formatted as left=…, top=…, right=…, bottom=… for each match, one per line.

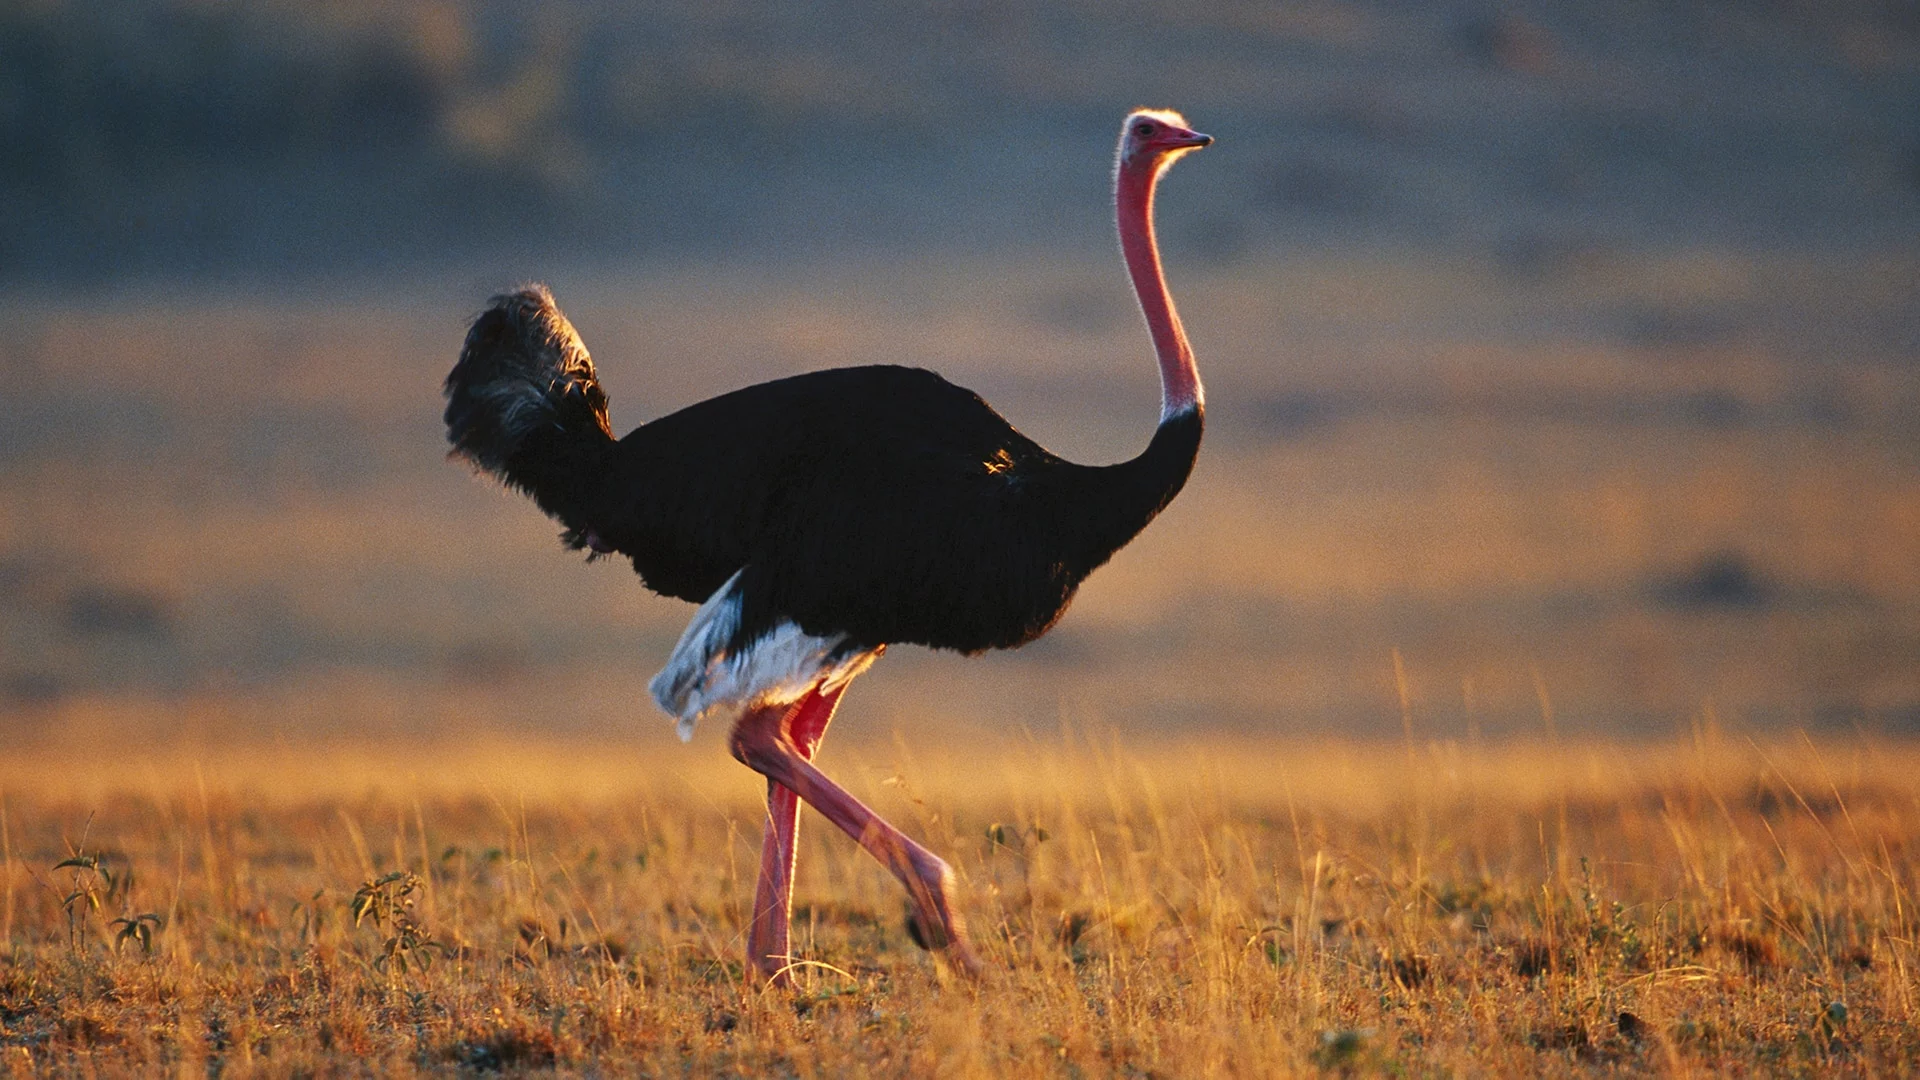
left=1117, top=159, right=1202, bottom=421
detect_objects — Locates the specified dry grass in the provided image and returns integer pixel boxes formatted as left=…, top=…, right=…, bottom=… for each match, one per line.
left=0, top=728, right=1914, bottom=1076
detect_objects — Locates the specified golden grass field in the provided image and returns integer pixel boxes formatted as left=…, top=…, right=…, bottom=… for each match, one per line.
left=0, top=728, right=1915, bottom=1076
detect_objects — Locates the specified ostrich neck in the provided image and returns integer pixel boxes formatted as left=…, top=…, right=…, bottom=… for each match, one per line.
left=1033, top=155, right=1206, bottom=577
left=1117, top=161, right=1202, bottom=422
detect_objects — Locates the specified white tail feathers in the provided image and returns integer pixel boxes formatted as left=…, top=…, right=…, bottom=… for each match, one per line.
left=650, top=570, right=880, bottom=740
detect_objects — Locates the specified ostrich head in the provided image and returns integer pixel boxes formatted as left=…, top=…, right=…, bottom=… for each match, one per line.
left=1116, top=109, right=1213, bottom=175
left=445, top=285, right=611, bottom=477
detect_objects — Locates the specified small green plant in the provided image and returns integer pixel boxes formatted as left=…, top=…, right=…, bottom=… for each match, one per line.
left=1312, top=1028, right=1376, bottom=1072
left=1816, top=1000, right=1849, bottom=1050
left=110, top=913, right=163, bottom=955
left=292, top=889, right=327, bottom=943
left=53, top=852, right=126, bottom=952
left=350, top=871, right=443, bottom=975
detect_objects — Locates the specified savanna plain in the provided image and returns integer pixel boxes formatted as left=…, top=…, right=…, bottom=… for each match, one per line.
left=1, top=250, right=1916, bottom=1076
left=4, top=4, right=1920, bottom=1073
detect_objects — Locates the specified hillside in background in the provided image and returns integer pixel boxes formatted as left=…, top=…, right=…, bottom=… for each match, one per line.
left=3, top=0, right=1916, bottom=285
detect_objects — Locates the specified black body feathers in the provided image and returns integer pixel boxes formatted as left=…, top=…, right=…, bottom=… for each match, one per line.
left=446, top=287, right=1202, bottom=658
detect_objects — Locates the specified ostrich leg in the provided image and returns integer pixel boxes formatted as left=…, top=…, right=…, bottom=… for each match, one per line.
left=731, top=702, right=981, bottom=978
left=746, top=684, right=844, bottom=983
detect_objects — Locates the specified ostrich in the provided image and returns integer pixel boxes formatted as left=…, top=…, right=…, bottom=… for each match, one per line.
left=444, top=110, right=1212, bottom=981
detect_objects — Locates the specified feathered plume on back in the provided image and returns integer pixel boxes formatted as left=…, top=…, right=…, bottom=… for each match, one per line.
left=444, top=285, right=613, bottom=483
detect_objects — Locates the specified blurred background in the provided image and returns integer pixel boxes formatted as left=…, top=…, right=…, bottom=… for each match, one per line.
left=1, top=0, right=1915, bottom=748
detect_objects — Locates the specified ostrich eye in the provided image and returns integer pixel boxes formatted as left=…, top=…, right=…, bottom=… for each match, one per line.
left=1134, top=122, right=1155, bottom=138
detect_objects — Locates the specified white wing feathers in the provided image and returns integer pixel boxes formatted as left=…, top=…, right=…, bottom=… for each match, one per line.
left=649, top=570, right=880, bottom=741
